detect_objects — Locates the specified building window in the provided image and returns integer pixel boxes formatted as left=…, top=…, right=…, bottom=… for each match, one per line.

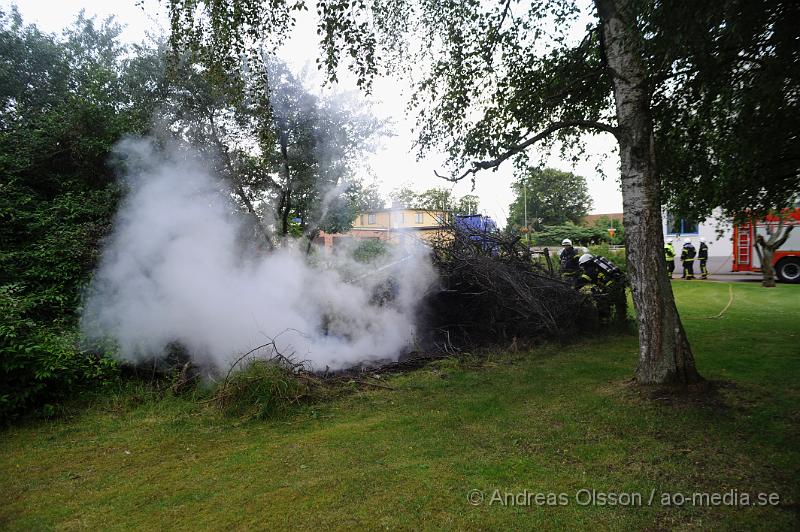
left=360, top=214, right=365, bottom=226
left=665, top=211, right=699, bottom=235
left=415, top=212, right=423, bottom=224
left=368, top=213, right=376, bottom=225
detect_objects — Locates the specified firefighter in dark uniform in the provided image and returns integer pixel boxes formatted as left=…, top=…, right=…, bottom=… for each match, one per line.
left=577, top=253, right=626, bottom=323
left=559, top=238, right=579, bottom=283
left=681, top=240, right=696, bottom=280
left=698, top=237, right=709, bottom=279
left=664, top=238, right=676, bottom=279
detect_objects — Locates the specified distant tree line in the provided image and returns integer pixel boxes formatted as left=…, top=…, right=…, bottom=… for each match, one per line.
left=389, top=187, right=480, bottom=215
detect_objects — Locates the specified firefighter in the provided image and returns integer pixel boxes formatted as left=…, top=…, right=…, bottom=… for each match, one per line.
left=698, top=237, right=709, bottom=279
left=577, top=253, right=622, bottom=288
left=681, top=240, right=697, bottom=280
left=559, top=238, right=579, bottom=281
left=576, top=253, right=626, bottom=322
left=664, top=238, right=676, bottom=279
left=577, top=253, right=598, bottom=289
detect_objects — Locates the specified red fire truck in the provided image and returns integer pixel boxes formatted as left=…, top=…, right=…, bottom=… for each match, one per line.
left=732, top=208, right=800, bottom=283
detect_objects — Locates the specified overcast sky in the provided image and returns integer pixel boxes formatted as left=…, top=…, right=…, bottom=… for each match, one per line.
left=6, top=0, right=624, bottom=225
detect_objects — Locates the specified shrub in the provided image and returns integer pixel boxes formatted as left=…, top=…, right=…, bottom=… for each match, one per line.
left=0, top=13, right=152, bottom=420
left=589, top=244, right=627, bottom=274
left=532, top=223, right=608, bottom=246
left=0, top=186, right=121, bottom=420
left=0, top=285, right=118, bottom=421
left=351, top=238, right=388, bottom=263
left=588, top=216, right=625, bottom=245
left=532, top=221, right=625, bottom=247
left=214, top=360, right=315, bottom=420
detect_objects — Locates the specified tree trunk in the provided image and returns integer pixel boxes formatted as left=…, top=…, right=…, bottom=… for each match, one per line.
left=597, top=0, right=701, bottom=385
left=279, top=135, right=292, bottom=236
left=760, top=246, right=777, bottom=287
left=755, top=220, right=793, bottom=288
left=305, top=227, right=321, bottom=254
left=280, top=188, right=292, bottom=236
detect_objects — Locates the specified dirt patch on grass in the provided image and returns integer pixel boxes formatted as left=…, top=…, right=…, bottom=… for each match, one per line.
left=620, top=378, right=739, bottom=410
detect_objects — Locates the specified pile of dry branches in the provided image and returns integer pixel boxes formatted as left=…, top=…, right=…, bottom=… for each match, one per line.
left=134, top=226, right=604, bottom=409
left=421, top=224, right=596, bottom=347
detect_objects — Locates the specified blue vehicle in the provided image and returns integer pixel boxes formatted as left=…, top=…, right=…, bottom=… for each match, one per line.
left=455, top=214, right=497, bottom=233
left=455, top=214, right=499, bottom=253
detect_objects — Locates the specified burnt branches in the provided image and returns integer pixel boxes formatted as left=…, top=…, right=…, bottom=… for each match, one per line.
left=423, top=223, right=596, bottom=347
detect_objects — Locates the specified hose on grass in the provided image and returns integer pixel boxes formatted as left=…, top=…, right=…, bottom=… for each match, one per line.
left=706, top=284, right=735, bottom=319
left=684, top=284, right=735, bottom=320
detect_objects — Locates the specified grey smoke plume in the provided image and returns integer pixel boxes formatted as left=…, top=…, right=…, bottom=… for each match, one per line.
left=81, top=138, right=436, bottom=371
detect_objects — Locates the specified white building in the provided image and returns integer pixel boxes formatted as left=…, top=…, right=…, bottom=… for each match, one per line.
left=662, top=207, right=734, bottom=275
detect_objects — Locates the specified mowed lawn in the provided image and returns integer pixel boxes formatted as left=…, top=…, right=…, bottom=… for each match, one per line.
left=1, top=282, right=798, bottom=530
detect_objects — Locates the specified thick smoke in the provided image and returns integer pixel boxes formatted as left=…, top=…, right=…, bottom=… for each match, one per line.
left=81, top=139, right=437, bottom=371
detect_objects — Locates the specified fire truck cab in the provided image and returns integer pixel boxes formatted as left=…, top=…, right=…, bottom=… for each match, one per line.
left=732, top=208, right=800, bottom=283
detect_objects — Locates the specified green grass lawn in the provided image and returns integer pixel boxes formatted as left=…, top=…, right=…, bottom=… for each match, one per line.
left=1, top=282, right=798, bottom=530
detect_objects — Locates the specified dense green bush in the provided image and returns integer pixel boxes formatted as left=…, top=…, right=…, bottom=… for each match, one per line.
left=588, top=216, right=625, bottom=245
left=532, top=223, right=608, bottom=246
left=351, top=238, right=389, bottom=263
left=0, top=11, right=161, bottom=418
left=531, top=219, right=624, bottom=248
left=589, top=244, right=627, bottom=274
left=0, top=162, right=122, bottom=420
left=0, top=286, right=118, bottom=420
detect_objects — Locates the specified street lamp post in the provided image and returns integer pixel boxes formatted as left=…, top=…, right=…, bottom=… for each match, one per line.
left=523, top=184, right=530, bottom=248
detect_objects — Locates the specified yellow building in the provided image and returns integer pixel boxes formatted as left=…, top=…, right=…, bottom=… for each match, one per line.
left=317, top=206, right=450, bottom=250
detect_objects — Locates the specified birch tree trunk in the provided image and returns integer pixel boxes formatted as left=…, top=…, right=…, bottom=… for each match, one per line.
left=596, top=0, right=702, bottom=384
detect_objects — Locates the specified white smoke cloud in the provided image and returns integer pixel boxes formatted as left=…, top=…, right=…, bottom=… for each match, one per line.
left=81, top=138, right=437, bottom=372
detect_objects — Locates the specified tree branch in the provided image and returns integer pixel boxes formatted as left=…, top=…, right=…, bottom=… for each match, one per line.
left=482, top=0, right=513, bottom=63
left=207, top=111, right=275, bottom=249
left=770, top=216, right=794, bottom=249
left=435, top=120, right=618, bottom=183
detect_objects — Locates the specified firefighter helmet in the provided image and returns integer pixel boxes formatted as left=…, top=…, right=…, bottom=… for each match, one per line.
left=578, top=253, right=593, bottom=265
left=561, top=238, right=572, bottom=246
left=666, top=238, right=673, bottom=244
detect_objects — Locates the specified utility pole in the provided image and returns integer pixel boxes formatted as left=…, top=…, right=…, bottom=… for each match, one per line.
left=523, top=183, right=530, bottom=248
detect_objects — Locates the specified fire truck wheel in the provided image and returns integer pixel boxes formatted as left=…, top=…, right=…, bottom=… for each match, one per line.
left=776, top=258, right=800, bottom=284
